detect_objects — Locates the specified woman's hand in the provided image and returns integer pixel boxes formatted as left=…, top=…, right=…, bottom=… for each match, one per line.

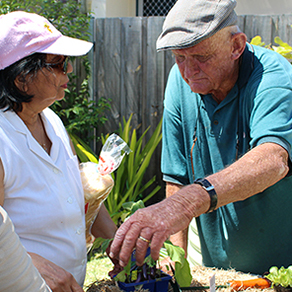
left=28, top=253, right=83, bottom=292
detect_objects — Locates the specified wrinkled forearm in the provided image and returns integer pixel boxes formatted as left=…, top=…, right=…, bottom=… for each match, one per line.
left=166, top=182, right=189, bottom=254
left=208, top=142, right=289, bottom=208
left=173, top=142, right=289, bottom=218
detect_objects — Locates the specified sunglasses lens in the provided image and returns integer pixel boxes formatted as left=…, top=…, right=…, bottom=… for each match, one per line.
left=63, top=57, right=69, bottom=73
left=45, top=56, right=69, bottom=73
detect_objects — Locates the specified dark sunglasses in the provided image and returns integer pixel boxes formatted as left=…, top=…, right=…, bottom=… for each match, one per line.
left=45, top=56, right=69, bottom=74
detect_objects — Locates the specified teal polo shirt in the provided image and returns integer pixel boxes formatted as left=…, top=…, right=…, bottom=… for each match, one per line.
left=161, top=43, right=292, bottom=274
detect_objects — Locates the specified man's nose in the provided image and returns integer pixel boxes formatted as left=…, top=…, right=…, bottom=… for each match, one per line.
left=184, top=58, right=200, bottom=78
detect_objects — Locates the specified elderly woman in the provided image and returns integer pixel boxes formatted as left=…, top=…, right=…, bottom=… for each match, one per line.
left=0, top=11, right=117, bottom=292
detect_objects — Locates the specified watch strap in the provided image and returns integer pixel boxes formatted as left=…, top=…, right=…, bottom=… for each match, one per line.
left=194, top=178, right=217, bottom=213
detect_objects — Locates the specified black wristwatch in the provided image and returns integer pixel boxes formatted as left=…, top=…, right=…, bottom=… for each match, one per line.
left=194, top=178, right=217, bottom=213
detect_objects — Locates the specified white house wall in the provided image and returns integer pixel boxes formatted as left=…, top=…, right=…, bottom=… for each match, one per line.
left=106, top=0, right=136, bottom=17
left=235, top=0, right=292, bottom=15
left=87, top=0, right=136, bottom=17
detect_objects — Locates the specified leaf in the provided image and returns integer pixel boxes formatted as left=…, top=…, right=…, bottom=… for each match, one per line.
left=87, top=237, right=112, bottom=258
left=266, top=266, right=292, bottom=287
left=109, top=201, right=192, bottom=287
left=250, top=36, right=265, bottom=47
left=70, top=133, right=98, bottom=163
left=122, top=200, right=145, bottom=213
left=274, top=36, right=292, bottom=50
left=115, top=269, right=127, bottom=282
left=115, top=257, right=131, bottom=282
left=143, top=185, right=161, bottom=203
left=144, top=254, right=156, bottom=267
left=163, top=241, right=192, bottom=287
left=127, top=129, right=137, bottom=185
left=76, top=144, right=98, bottom=162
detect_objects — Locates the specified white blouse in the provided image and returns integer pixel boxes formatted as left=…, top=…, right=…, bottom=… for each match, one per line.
left=0, top=108, right=87, bottom=286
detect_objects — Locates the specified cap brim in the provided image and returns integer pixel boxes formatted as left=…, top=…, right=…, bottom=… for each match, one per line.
left=38, top=35, right=93, bottom=56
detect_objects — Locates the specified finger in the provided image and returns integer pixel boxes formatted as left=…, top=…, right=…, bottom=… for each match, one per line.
left=135, top=228, right=152, bottom=265
left=108, top=265, right=123, bottom=279
left=117, top=221, right=143, bottom=266
left=149, top=232, right=168, bottom=261
left=135, top=239, right=151, bottom=266
left=110, top=215, right=142, bottom=267
left=109, top=219, right=132, bottom=261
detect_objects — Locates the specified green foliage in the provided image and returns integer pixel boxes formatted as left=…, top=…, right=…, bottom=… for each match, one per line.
left=162, top=241, right=192, bottom=287
left=0, top=0, right=110, bottom=143
left=251, top=35, right=292, bottom=63
left=0, top=0, right=90, bottom=41
left=266, top=266, right=292, bottom=288
left=70, top=133, right=99, bottom=163
left=88, top=201, right=144, bottom=257
left=84, top=253, right=113, bottom=289
left=119, top=200, right=146, bottom=223
left=102, top=114, right=162, bottom=224
left=53, top=87, right=111, bottom=142
left=70, top=114, right=162, bottom=223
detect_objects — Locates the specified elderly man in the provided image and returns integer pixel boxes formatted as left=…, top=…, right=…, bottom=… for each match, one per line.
left=110, top=0, right=292, bottom=275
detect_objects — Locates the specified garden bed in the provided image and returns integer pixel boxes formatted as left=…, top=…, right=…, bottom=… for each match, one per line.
left=85, top=265, right=273, bottom=292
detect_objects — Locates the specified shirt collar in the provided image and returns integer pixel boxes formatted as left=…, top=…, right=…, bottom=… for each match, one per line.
left=237, top=42, right=255, bottom=89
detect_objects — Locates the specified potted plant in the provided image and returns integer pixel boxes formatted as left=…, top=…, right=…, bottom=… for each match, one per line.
left=92, top=201, right=192, bottom=292
left=113, top=241, right=191, bottom=292
left=115, top=247, right=171, bottom=292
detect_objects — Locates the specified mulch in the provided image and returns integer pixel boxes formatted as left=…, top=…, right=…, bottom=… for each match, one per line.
left=85, top=265, right=275, bottom=292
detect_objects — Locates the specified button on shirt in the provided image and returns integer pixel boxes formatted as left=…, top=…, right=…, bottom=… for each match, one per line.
left=0, top=108, right=87, bottom=286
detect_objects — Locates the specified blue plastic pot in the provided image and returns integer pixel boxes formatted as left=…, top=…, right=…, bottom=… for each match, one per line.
left=118, top=273, right=172, bottom=292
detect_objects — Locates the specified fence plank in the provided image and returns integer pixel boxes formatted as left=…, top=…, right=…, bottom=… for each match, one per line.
left=143, top=17, right=171, bottom=201
left=277, top=15, right=292, bottom=45
left=95, top=18, right=122, bottom=146
left=120, top=17, right=144, bottom=130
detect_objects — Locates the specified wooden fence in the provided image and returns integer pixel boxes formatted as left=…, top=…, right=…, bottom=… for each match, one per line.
left=87, top=14, right=292, bottom=204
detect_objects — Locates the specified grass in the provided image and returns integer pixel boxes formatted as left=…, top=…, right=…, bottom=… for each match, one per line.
left=83, top=252, right=113, bottom=291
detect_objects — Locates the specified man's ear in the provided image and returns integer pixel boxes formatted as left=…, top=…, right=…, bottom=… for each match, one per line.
left=14, top=75, right=28, bottom=93
left=231, top=32, right=247, bottom=60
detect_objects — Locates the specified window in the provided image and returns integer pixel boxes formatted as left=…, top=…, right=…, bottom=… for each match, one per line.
left=138, top=0, right=177, bottom=16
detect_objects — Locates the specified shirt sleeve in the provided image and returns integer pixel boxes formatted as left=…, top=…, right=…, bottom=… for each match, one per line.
left=249, top=83, right=292, bottom=158
left=242, top=47, right=292, bottom=159
left=161, top=65, right=190, bottom=185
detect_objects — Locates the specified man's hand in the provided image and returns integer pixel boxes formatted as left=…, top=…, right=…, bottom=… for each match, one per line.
left=109, top=195, right=197, bottom=269
left=29, top=253, right=83, bottom=292
left=109, top=143, right=289, bottom=275
left=106, top=241, right=124, bottom=278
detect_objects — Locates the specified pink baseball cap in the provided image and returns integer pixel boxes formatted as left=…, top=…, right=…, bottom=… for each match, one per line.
left=0, top=11, right=93, bottom=70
